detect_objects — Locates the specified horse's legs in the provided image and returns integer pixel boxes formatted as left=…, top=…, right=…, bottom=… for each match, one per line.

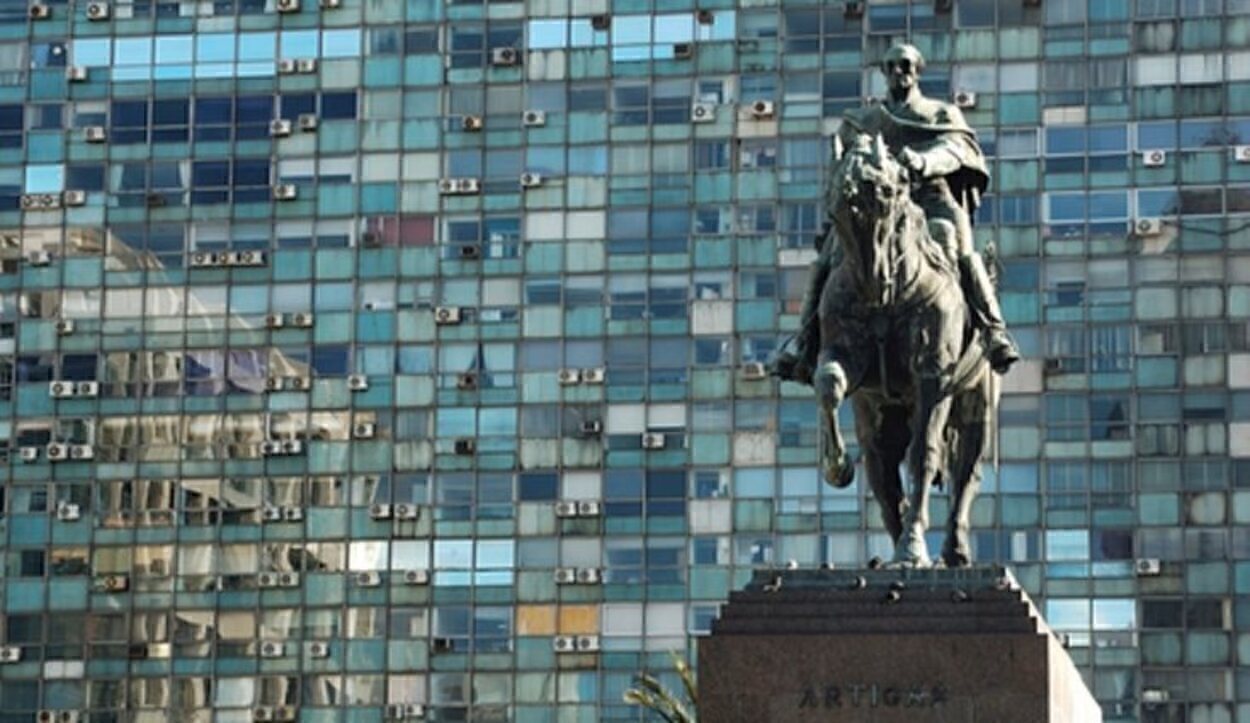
left=942, top=379, right=992, bottom=567
left=815, top=356, right=854, bottom=488
left=854, top=396, right=909, bottom=543
left=895, top=375, right=954, bottom=567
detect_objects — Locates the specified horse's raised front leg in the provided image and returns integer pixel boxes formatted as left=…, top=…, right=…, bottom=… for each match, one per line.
left=815, top=357, right=854, bottom=489
left=896, top=375, right=953, bottom=568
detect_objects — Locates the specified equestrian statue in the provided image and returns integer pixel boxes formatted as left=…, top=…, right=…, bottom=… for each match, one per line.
left=773, top=43, right=1019, bottom=567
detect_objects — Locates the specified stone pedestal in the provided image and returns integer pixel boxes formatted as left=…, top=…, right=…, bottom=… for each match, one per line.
left=698, top=566, right=1101, bottom=723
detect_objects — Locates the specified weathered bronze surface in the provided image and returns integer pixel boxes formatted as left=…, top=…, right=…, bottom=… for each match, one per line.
left=776, top=44, right=1020, bottom=567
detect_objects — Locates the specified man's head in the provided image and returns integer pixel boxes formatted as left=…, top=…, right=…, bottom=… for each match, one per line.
left=881, top=43, right=925, bottom=97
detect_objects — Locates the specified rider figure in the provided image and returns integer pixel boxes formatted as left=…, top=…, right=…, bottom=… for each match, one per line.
left=775, top=43, right=1020, bottom=385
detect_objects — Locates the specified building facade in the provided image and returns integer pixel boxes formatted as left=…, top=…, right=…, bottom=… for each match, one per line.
left=0, top=0, right=1248, bottom=721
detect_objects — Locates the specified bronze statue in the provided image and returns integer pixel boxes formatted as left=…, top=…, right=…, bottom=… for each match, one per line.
left=776, top=43, right=1018, bottom=386
left=777, top=44, right=1011, bottom=567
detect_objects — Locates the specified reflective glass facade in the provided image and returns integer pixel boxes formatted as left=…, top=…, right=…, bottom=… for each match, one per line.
left=0, top=0, right=1249, bottom=721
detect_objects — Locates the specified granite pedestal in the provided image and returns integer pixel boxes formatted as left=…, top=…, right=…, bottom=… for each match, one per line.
left=698, top=566, right=1101, bottom=723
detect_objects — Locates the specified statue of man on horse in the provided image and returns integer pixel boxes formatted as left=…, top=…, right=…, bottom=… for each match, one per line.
left=775, top=42, right=1019, bottom=386
left=773, top=43, right=1018, bottom=567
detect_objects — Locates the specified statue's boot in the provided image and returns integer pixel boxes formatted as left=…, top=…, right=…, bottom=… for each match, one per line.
left=773, top=252, right=831, bottom=386
left=960, top=254, right=1020, bottom=374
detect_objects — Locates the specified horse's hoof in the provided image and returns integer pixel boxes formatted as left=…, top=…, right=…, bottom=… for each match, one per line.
left=823, top=454, right=855, bottom=489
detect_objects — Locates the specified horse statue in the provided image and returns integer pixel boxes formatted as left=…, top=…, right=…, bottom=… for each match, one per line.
left=815, top=133, right=996, bottom=568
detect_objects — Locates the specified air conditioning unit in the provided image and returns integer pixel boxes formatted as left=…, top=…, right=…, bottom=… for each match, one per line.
left=673, top=42, right=694, bottom=59
left=287, top=376, right=311, bottom=391
left=697, top=9, right=715, bottom=23
left=0, top=646, right=19, bottom=663
left=434, top=306, right=462, bottom=325
left=55, top=502, right=81, bottom=521
left=641, top=433, right=666, bottom=450
left=275, top=0, right=299, bottom=12
left=256, top=572, right=279, bottom=588
left=27, top=249, right=53, bottom=265
left=70, top=445, right=94, bottom=460
left=98, top=575, right=128, bottom=592
left=439, top=178, right=483, bottom=196
left=75, top=381, right=99, bottom=397
left=283, top=506, right=303, bottom=522
left=1142, top=688, right=1170, bottom=704
left=236, top=250, right=267, bottom=267
left=577, top=500, right=601, bottom=517
left=355, top=571, right=382, bottom=587
left=278, top=572, right=300, bottom=587
left=691, top=102, right=716, bottom=123
left=320, top=0, right=341, bottom=7
left=490, top=47, right=520, bottom=67
left=576, top=567, right=602, bottom=584
left=520, top=172, right=544, bottom=188
left=523, top=110, right=546, bottom=127
left=259, top=641, right=285, bottom=658
left=272, top=184, right=298, bottom=201
left=580, top=420, right=603, bottom=436
left=281, top=440, right=303, bottom=455
left=264, top=377, right=284, bottom=392
left=741, top=362, right=768, bottom=380
left=262, top=506, right=284, bottom=522
left=456, top=372, right=478, bottom=390
left=253, top=707, right=276, bottom=722
left=291, top=312, right=314, bottom=328
left=457, top=244, right=481, bottom=260
left=369, top=503, right=392, bottom=520
left=277, top=59, right=298, bottom=74
left=38, top=713, right=80, bottom=723
left=46, top=443, right=69, bottom=461
left=348, top=374, right=369, bottom=391
left=49, top=381, right=75, bottom=398
left=61, top=190, right=87, bottom=207
left=403, top=569, right=430, bottom=585
left=189, top=251, right=218, bottom=268
left=29, top=4, right=51, bottom=20
left=1141, top=149, right=1167, bottom=168
left=353, top=422, right=376, bottom=439
left=22, top=194, right=59, bottom=211
left=554, top=501, right=579, bottom=518
left=553, top=635, right=577, bottom=653
left=1134, top=218, right=1163, bottom=237
left=1135, top=558, right=1162, bottom=576
left=360, top=230, right=382, bottom=247
left=749, top=100, right=775, bottom=119
left=55, top=319, right=75, bottom=335
left=386, top=703, right=427, bottom=720
left=1234, top=145, right=1250, bottom=163
left=19, top=447, right=39, bottom=462
left=590, top=14, right=610, bottom=29
left=393, top=503, right=419, bottom=520
left=306, top=641, right=329, bottom=658
left=575, top=635, right=601, bottom=652
left=454, top=438, right=477, bottom=455
left=558, top=368, right=581, bottom=385
left=83, top=126, right=107, bottom=143
left=296, top=58, right=318, bottom=73
left=269, top=119, right=293, bottom=137
left=66, top=66, right=88, bottom=82
left=462, top=115, right=484, bottom=132
left=953, top=90, right=977, bottom=109
left=298, top=113, right=319, bottom=131
left=554, top=567, right=578, bottom=584
left=581, top=367, right=605, bottom=384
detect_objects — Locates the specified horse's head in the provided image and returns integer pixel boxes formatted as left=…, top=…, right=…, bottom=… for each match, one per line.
left=833, top=134, right=912, bottom=235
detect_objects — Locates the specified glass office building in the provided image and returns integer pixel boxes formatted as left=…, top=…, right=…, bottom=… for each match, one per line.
left=0, top=0, right=1248, bottom=721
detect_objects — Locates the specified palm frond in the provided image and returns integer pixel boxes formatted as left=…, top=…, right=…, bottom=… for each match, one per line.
left=623, top=653, right=698, bottom=723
